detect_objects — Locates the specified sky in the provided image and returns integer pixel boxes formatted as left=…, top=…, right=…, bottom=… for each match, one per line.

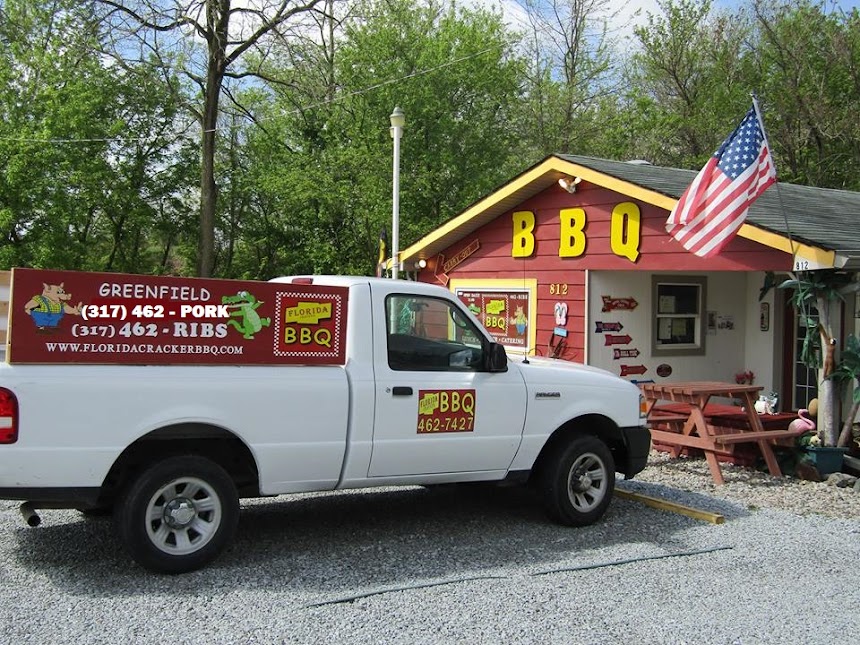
left=486, top=0, right=860, bottom=32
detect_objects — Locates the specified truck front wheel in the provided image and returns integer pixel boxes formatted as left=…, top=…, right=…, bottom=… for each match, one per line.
left=115, top=456, right=239, bottom=574
left=540, top=435, right=615, bottom=527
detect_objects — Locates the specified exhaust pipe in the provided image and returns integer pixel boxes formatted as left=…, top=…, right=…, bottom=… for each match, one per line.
left=19, top=502, right=41, bottom=527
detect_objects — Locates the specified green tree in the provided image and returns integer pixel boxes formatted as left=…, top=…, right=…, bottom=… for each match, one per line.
left=778, top=270, right=860, bottom=446
left=624, top=0, right=759, bottom=166
left=516, top=0, right=621, bottom=157
left=0, top=0, right=196, bottom=273
left=94, top=0, right=328, bottom=277
left=752, top=0, right=860, bottom=189
left=241, top=0, right=527, bottom=277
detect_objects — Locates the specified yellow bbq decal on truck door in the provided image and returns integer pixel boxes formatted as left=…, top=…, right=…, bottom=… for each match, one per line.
left=417, top=389, right=476, bottom=433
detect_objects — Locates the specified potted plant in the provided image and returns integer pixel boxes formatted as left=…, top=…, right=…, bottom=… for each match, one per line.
left=796, top=431, right=847, bottom=476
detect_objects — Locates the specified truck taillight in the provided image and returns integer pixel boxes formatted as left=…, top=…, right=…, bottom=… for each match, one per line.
left=0, top=388, right=19, bottom=444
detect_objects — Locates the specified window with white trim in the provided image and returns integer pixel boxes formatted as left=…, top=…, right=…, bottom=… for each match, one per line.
left=652, top=276, right=706, bottom=356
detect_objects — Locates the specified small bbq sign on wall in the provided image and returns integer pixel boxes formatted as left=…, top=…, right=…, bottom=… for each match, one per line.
left=6, top=268, right=348, bottom=365
left=450, top=278, right=538, bottom=355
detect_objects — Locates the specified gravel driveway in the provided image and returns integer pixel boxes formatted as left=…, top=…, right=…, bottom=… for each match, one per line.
left=1, top=454, right=858, bottom=644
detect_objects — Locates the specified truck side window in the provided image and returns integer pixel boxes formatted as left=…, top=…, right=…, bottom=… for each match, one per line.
left=386, top=295, right=484, bottom=371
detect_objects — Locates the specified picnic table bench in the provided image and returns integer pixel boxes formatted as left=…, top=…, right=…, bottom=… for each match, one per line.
left=640, top=381, right=807, bottom=485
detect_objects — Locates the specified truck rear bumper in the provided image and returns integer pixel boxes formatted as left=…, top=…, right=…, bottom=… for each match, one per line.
left=618, top=425, right=651, bottom=478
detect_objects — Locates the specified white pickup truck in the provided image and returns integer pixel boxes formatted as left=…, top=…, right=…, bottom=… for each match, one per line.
left=0, top=270, right=649, bottom=573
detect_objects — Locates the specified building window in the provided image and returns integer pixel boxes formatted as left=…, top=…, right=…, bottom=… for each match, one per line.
left=652, top=276, right=706, bottom=356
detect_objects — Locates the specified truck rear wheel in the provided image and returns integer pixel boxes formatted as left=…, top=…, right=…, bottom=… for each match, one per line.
left=540, top=435, right=615, bottom=527
left=115, top=456, right=239, bottom=574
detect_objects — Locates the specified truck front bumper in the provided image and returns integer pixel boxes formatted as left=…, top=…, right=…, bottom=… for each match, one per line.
left=618, top=425, right=651, bottom=478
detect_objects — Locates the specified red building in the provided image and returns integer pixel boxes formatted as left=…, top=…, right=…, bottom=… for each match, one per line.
left=400, top=154, right=860, bottom=413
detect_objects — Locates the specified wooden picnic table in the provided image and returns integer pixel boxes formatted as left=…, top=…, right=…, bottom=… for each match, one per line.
left=640, top=381, right=807, bottom=485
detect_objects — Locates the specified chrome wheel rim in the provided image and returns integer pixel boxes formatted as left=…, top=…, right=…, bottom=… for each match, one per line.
left=145, top=476, right=222, bottom=556
left=566, top=452, right=608, bottom=512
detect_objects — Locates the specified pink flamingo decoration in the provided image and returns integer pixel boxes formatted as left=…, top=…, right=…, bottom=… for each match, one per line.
left=788, top=409, right=816, bottom=434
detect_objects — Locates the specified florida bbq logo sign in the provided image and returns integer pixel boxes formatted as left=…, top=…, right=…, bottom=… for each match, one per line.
left=6, top=268, right=348, bottom=366
left=416, top=389, right=476, bottom=434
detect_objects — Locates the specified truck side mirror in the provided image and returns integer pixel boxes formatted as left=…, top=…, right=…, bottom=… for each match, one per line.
left=485, top=342, right=508, bottom=373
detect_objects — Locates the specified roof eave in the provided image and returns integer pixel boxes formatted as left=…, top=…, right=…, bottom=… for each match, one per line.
left=399, top=156, right=676, bottom=264
left=399, top=154, right=842, bottom=270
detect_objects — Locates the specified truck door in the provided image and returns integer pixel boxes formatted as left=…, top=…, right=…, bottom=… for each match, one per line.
left=369, top=292, right=527, bottom=477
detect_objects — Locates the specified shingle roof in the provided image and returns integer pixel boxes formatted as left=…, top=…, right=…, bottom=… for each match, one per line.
left=400, top=154, right=860, bottom=269
left=557, top=154, right=860, bottom=259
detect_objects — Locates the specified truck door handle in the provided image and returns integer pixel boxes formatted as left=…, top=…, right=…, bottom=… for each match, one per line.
left=392, top=386, right=413, bottom=396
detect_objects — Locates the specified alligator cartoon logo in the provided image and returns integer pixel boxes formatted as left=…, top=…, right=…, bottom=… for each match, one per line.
left=23, top=283, right=83, bottom=331
left=222, top=290, right=271, bottom=339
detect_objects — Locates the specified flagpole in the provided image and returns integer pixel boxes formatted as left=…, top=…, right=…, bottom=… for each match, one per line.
left=752, top=92, right=796, bottom=266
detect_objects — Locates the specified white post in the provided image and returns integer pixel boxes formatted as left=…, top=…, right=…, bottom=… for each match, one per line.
left=390, top=107, right=405, bottom=279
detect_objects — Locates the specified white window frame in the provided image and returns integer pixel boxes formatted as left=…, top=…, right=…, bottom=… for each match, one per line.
left=652, top=275, right=707, bottom=357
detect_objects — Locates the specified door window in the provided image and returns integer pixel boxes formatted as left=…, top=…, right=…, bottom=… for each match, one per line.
left=793, top=307, right=820, bottom=409
left=386, top=295, right=484, bottom=371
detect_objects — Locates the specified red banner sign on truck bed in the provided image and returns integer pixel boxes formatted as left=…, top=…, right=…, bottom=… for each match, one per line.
left=6, top=268, right=348, bottom=365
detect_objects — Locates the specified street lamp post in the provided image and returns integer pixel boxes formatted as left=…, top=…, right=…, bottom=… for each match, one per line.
left=390, top=106, right=405, bottom=279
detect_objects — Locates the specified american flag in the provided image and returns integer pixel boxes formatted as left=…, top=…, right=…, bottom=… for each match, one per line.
left=666, top=105, right=777, bottom=257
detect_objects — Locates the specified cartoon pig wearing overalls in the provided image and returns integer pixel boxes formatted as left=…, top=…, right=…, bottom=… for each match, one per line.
left=24, top=283, right=83, bottom=330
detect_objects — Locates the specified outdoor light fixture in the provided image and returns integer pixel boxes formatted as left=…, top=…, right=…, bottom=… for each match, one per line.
left=390, top=107, right=405, bottom=279
left=558, top=176, right=582, bottom=193
left=414, top=259, right=427, bottom=270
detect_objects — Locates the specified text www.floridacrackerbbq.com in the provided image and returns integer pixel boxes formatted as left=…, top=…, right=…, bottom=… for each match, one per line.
left=45, top=342, right=244, bottom=355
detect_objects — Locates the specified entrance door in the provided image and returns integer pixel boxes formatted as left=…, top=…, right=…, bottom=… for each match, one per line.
left=784, top=300, right=844, bottom=411
left=369, top=291, right=527, bottom=477
left=793, top=307, right=819, bottom=410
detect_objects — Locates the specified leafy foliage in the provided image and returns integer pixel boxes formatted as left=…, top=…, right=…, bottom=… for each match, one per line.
left=235, top=0, right=526, bottom=278
left=829, top=334, right=860, bottom=404
left=777, top=270, right=856, bottom=369
left=2, top=0, right=860, bottom=276
left=0, top=0, right=197, bottom=274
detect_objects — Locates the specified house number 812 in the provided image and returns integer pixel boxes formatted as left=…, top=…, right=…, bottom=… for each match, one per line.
left=549, top=283, right=568, bottom=295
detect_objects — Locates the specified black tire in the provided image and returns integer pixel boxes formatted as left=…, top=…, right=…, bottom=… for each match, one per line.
left=114, top=456, right=239, bottom=574
left=539, top=435, right=615, bottom=527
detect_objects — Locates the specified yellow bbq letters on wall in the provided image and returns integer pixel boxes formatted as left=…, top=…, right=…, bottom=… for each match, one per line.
left=510, top=204, right=642, bottom=262
left=559, top=208, right=587, bottom=258
left=512, top=211, right=535, bottom=258
left=610, top=202, right=641, bottom=262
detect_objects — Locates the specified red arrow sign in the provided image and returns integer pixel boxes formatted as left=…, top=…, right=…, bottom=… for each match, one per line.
left=604, top=334, right=632, bottom=346
left=620, top=364, right=648, bottom=377
left=601, top=296, right=638, bottom=312
left=594, top=321, right=623, bottom=333
left=613, top=348, right=640, bottom=359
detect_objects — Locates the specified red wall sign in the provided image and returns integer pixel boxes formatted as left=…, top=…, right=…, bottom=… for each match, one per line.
left=620, top=364, right=648, bottom=377
left=601, top=296, right=638, bottom=312
left=613, top=348, right=640, bottom=359
left=603, top=334, right=632, bottom=346
left=594, top=321, right=623, bottom=333
left=454, top=288, right=530, bottom=349
left=7, top=268, right=348, bottom=365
